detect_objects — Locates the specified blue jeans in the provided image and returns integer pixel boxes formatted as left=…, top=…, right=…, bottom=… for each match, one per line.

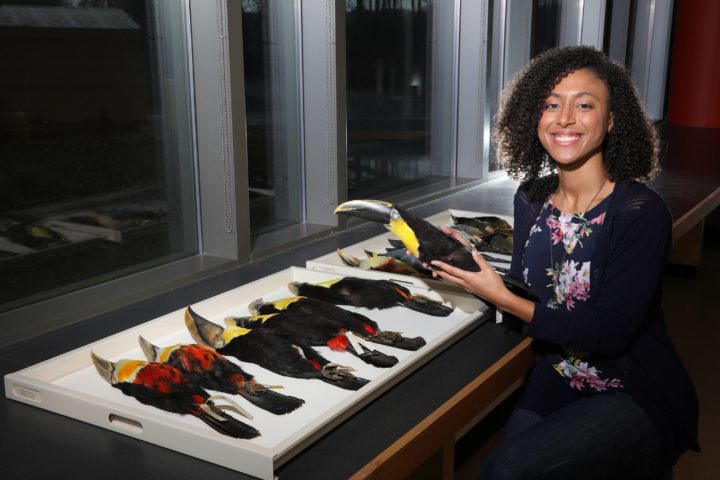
left=478, top=393, right=667, bottom=479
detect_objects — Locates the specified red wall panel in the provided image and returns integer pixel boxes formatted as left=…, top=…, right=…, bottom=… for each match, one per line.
left=667, top=0, right=720, bottom=128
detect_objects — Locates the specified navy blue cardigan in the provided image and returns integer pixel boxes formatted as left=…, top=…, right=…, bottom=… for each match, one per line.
left=509, top=181, right=700, bottom=462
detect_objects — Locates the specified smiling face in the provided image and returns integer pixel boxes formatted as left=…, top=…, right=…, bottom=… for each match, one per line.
left=537, top=68, right=613, bottom=171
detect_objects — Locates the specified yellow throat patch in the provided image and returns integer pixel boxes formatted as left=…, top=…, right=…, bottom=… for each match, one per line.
left=387, top=215, right=420, bottom=257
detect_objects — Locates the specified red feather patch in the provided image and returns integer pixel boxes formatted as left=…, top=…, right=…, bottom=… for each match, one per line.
left=327, top=334, right=350, bottom=351
left=134, top=364, right=186, bottom=394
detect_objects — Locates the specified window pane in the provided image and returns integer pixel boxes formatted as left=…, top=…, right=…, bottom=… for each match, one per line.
left=241, top=0, right=303, bottom=236
left=531, top=0, right=561, bottom=56
left=346, top=0, right=453, bottom=200
left=0, top=0, right=197, bottom=313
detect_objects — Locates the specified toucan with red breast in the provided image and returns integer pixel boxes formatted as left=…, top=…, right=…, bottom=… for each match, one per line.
left=225, top=309, right=399, bottom=368
left=138, top=336, right=305, bottom=415
left=91, top=351, right=260, bottom=439
left=249, top=296, right=426, bottom=351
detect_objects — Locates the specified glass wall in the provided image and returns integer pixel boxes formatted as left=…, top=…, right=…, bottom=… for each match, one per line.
left=241, top=0, right=303, bottom=236
left=345, top=0, right=454, bottom=200
left=0, top=0, right=196, bottom=313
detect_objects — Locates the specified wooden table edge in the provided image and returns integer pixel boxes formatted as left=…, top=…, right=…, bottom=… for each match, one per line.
left=351, top=337, right=534, bottom=479
left=672, top=186, right=720, bottom=243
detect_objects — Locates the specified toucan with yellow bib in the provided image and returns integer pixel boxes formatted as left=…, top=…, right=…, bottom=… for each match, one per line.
left=288, top=276, right=454, bottom=316
left=334, top=199, right=536, bottom=300
left=138, top=336, right=305, bottom=415
left=184, top=307, right=369, bottom=390
left=335, top=199, right=474, bottom=269
left=91, top=351, right=260, bottom=439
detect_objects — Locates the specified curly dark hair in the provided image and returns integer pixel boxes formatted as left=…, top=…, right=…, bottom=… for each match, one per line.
left=493, top=45, right=660, bottom=200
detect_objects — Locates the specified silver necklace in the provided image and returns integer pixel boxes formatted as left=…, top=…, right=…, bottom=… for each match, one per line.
left=549, top=178, right=608, bottom=270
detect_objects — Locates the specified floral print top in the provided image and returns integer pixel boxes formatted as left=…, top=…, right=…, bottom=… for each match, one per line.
left=521, top=195, right=624, bottom=396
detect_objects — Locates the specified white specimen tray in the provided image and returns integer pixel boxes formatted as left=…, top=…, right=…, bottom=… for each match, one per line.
left=306, top=209, right=513, bottom=293
left=4, top=266, right=488, bottom=479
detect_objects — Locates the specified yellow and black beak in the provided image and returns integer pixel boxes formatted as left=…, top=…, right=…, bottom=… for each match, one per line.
left=90, top=351, right=116, bottom=384
left=334, top=199, right=394, bottom=223
left=335, top=199, right=420, bottom=257
left=138, top=335, right=160, bottom=362
left=184, top=307, right=227, bottom=349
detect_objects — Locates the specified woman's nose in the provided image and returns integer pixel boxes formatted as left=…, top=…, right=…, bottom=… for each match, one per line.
left=556, top=104, right=575, bottom=127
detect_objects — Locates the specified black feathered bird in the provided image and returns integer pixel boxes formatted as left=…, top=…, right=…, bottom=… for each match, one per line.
left=225, top=309, right=398, bottom=368
left=185, top=307, right=369, bottom=391
left=288, top=276, right=454, bottom=317
left=249, top=296, right=425, bottom=351
left=91, top=351, right=260, bottom=439
left=138, top=336, right=305, bottom=415
left=334, top=199, right=536, bottom=301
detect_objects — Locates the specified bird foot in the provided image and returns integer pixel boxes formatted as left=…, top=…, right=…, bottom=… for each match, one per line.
left=367, top=330, right=403, bottom=345
left=243, top=381, right=284, bottom=396
left=345, top=331, right=376, bottom=355
left=206, top=395, right=254, bottom=421
left=321, top=363, right=356, bottom=381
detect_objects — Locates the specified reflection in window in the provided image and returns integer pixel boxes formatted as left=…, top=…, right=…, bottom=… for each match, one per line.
left=346, top=0, right=452, bottom=199
left=0, top=1, right=196, bottom=312
left=241, top=0, right=302, bottom=237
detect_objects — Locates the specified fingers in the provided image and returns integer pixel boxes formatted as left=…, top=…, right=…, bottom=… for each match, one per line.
left=439, top=225, right=471, bottom=248
left=472, top=250, right=490, bottom=270
left=430, top=262, right=469, bottom=289
left=430, top=259, right=467, bottom=279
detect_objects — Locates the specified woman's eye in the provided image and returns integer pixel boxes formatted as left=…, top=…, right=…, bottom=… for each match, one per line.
left=545, top=103, right=560, bottom=110
left=577, top=103, right=593, bottom=110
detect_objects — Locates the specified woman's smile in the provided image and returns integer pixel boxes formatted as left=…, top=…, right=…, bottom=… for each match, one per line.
left=552, top=132, right=582, bottom=146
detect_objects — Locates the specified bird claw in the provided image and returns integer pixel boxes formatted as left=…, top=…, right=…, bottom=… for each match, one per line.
left=345, top=331, right=377, bottom=355
left=367, top=330, right=403, bottom=345
left=206, top=395, right=254, bottom=421
left=321, top=363, right=356, bottom=381
left=410, top=293, right=440, bottom=304
left=243, top=382, right=284, bottom=396
left=200, top=403, right=226, bottom=422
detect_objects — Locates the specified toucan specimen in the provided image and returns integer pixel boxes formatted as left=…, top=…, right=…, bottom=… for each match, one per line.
left=138, top=336, right=305, bottom=415
left=288, top=276, right=454, bottom=317
left=335, top=199, right=475, bottom=270
left=449, top=224, right=514, bottom=257
left=91, top=351, right=260, bottom=439
left=185, top=307, right=369, bottom=391
left=451, top=214, right=512, bottom=235
left=372, top=244, right=430, bottom=273
left=249, top=296, right=426, bottom=351
left=225, top=310, right=398, bottom=368
left=334, top=200, right=536, bottom=301
left=386, top=238, right=505, bottom=272
left=337, top=248, right=426, bottom=276
left=370, top=245, right=432, bottom=274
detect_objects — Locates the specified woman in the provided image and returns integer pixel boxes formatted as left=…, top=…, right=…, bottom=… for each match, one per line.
left=431, top=46, right=699, bottom=478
